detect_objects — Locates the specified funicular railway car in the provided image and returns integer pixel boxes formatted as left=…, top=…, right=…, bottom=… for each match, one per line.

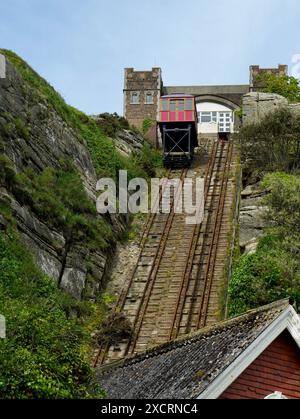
left=158, top=94, right=198, bottom=167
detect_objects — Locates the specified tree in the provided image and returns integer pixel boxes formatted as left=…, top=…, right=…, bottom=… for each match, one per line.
left=256, top=73, right=300, bottom=103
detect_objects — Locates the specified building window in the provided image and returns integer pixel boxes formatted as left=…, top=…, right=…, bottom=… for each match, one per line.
left=130, top=92, right=140, bottom=105
left=199, top=111, right=232, bottom=125
left=201, top=112, right=213, bottom=123
left=185, top=99, right=193, bottom=111
left=145, top=92, right=154, bottom=104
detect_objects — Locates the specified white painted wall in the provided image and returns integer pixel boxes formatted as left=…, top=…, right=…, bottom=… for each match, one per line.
left=198, top=120, right=218, bottom=134
left=197, top=102, right=233, bottom=112
left=197, top=102, right=234, bottom=134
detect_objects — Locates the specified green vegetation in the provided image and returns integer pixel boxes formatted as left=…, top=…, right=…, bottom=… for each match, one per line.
left=0, top=115, right=30, bottom=143
left=262, top=172, right=300, bottom=237
left=256, top=73, right=300, bottom=103
left=12, top=162, right=113, bottom=252
left=0, top=231, right=104, bottom=399
left=229, top=74, right=300, bottom=316
left=142, top=118, right=156, bottom=135
left=0, top=49, right=81, bottom=129
left=235, top=108, right=244, bottom=120
left=13, top=117, right=30, bottom=141
left=0, top=153, right=16, bottom=191
left=96, top=312, right=133, bottom=346
left=230, top=76, right=300, bottom=317
left=96, top=113, right=129, bottom=138
left=228, top=236, right=299, bottom=316
left=0, top=147, right=113, bottom=256
left=239, top=108, right=300, bottom=174
left=132, top=143, right=163, bottom=177
left=0, top=50, right=163, bottom=399
left=0, top=49, right=161, bottom=182
left=229, top=173, right=300, bottom=316
left=0, top=151, right=113, bottom=399
left=73, top=110, right=145, bottom=180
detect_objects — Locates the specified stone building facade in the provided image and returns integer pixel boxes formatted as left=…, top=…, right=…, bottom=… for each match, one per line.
left=123, top=67, right=162, bottom=130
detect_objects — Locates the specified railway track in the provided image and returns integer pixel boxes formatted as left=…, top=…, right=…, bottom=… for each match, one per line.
left=95, top=139, right=237, bottom=366
left=94, top=167, right=192, bottom=365
left=169, top=140, right=234, bottom=339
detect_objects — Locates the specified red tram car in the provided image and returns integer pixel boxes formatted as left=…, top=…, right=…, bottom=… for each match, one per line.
left=158, top=94, right=198, bottom=167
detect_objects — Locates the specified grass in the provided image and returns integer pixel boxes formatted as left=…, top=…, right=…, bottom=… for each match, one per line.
left=0, top=229, right=105, bottom=399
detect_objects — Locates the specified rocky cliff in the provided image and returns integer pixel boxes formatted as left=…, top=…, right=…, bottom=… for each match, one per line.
left=0, top=50, right=146, bottom=301
left=239, top=183, right=269, bottom=255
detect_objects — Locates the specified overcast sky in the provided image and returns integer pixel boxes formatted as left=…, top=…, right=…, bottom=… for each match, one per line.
left=1, top=0, right=300, bottom=114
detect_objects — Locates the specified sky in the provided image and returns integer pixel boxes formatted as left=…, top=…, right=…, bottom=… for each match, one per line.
left=1, top=0, right=300, bottom=115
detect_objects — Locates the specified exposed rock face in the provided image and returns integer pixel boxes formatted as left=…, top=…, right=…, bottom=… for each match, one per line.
left=114, top=129, right=144, bottom=155
left=0, top=56, right=124, bottom=300
left=243, top=92, right=288, bottom=126
left=243, top=92, right=300, bottom=126
left=239, top=184, right=269, bottom=254
left=90, top=114, right=145, bottom=156
left=0, top=60, right=97, bottom=197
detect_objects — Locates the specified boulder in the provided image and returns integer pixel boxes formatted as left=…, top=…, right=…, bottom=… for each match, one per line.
left=239, top=206, right=268, bottom=246
left=243, top=92, right=288, bottom=125
left=242, top=238, right=260, bottom=256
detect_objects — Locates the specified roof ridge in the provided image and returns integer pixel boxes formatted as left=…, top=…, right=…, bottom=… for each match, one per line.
left=97, top=299, right=292, bottom=375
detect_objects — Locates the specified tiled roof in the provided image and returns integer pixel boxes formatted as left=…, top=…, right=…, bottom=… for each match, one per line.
left=97, top=299, right=292, bottom=399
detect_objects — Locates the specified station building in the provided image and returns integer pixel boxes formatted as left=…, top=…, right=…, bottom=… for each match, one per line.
left=123, top=64, right=288, bottom=145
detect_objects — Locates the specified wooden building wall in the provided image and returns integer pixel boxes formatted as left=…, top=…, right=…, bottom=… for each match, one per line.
left=220, top=331, right=300, bottom=399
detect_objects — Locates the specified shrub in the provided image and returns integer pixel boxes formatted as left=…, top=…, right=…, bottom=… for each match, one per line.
left=131, top=143, right=163, bottom=177
left=228, top=239, right=296, bottom=317
left=96, top=113, right=129, bottom=138
left=239, top=108, right=300, bottom=173
left=0, top=116, right=30, bottom=142
left=0, top=232, right=104, bottom=399
left=96, top=312, right=133, bottom=346
left=13, top=117, right=30, bottom=141
left=262, top=173, right=300, bottom=236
